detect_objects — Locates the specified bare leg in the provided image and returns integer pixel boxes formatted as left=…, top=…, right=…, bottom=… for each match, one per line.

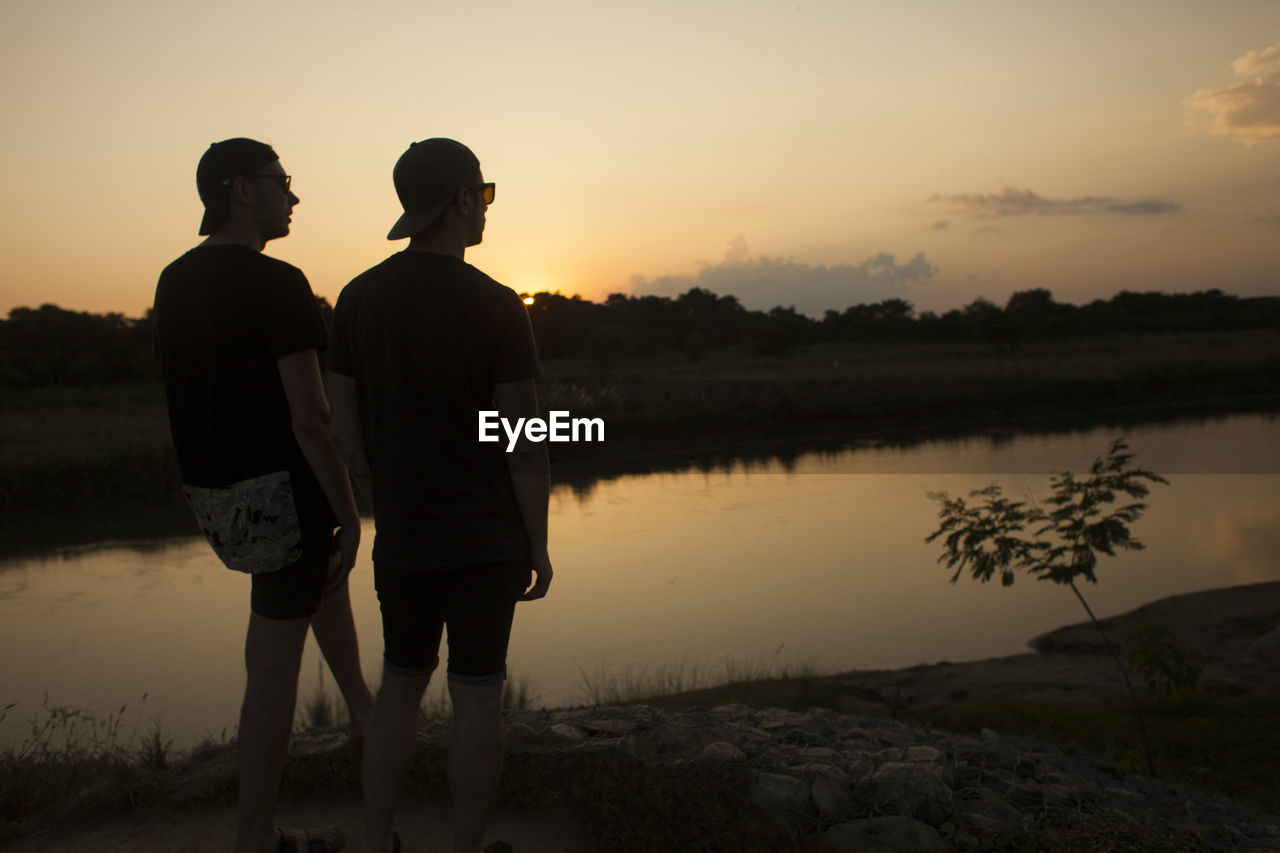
left=310, top=579, right=374, bottom=740
left=234, top=612, right=311, bottom=853
left=360, top=668, right=431, bottom=853
left=448, top=682, right=505, bottom=853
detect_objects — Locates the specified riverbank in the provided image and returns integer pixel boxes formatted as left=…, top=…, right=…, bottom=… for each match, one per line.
left=2, top=329, right=1277, bottom=530
left=663, top=580, right=1280, bottom=717
left=5, top=582, right=1279, bottom=851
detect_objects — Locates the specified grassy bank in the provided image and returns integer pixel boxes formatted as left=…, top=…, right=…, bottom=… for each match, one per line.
left=4, top=677, right=1276, bottom=851
left=2, top=330, right=1277, bottom=525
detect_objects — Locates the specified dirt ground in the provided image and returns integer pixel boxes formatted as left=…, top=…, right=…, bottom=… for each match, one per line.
left=9, top=800, right=592, bottom=853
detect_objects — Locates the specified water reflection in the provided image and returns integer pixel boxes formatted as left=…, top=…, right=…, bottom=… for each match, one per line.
left=1, top=413, right=1278, bottom=749
left=553, top=409, right=1279, bottom=503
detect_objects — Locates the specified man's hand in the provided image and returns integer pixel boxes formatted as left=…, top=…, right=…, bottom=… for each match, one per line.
left=520, top=549, right=553, bottom=601
left=324, top=522, right=360, bottom=594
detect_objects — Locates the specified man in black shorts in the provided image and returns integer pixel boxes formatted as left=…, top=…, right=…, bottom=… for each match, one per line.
left=154, top=138, right=373, bottom=853
left=327, top=138, right=552, bottom=853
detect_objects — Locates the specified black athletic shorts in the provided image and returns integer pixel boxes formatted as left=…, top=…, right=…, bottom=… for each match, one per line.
left=374, top=554, right=531, bottom=686
left=249, top=530, right=334, bottom=620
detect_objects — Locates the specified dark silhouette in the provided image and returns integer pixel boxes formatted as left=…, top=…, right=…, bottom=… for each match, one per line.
left=152, top=138, right=371, bottom=853
left=327, top=138, right=550, bottom=853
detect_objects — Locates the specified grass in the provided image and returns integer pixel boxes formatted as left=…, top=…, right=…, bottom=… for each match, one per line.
left=294, top=668, right=540, bottom=732
left=577, top=652, right=823, bottom=706
left=0, top=693, right=187, bottom=845
left=921, top=692, right=1280, bottom=816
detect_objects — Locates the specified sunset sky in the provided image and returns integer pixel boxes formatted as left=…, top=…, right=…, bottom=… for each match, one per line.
left=2, top=0, right=1277, bottom=319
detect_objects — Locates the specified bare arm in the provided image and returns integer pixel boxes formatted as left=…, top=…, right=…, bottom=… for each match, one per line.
left=277, top=350, right=361, bottom=588
left=326, top=371, right=374, bottom=505
left=494, top=378, right=552, bottom=601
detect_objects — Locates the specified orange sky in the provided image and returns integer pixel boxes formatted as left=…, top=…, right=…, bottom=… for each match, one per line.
left=1, top=0, right=1277, bottom=318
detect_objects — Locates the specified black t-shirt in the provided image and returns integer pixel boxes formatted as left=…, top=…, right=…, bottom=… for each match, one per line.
left=153, top=244, right=334, bottom=532
left=328, top=251, right=541, bottom=569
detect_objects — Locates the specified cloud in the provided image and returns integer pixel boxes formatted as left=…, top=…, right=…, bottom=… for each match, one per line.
left=630, top=238, right=938, bottom=316
left=1189, top=42, right=1280, bottom=145
left=1107, top=200, right=1180, bottom=215
left=929, top=184, right=1180, bottom=218
left=929, top=220, right=949, bottom=231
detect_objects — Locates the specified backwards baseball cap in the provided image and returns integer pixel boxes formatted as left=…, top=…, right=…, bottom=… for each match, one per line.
left=387, top=138, right=480, bottom=240
left=195, top=138, right=280, bottom=235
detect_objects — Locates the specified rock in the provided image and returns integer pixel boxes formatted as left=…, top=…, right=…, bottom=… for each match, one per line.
left=651, top=720, right=700, bottom=751
left=748, top=770, right=812, bottom=817
left=903, top=745, right=944, bottom=762
left=1249, top=625, right=1280, bottom=652
left=1007, top=782, right=1044, bottom=809
left=874, top=744, right=944, bottom=763
left=856, top=762, right=954, bottom=826
left=696, top=741, right=746, bottom=763
left=959, top=795, right=1022, bottom=823
left=844, top=757, right=875, bottom=782
left=506, top=722, right=539, bottom=739
left=812, top=816, right=949, bottom=853
left=1013, top=755, right=1050, bottom=783
left=810, top=775, right=853, bottom=819
left=546, top=723, right=584, bottom=743
left=581, top=717, right=635, bottom=735
left=490, top=695, right=1280, bottom=850
left=795, top=746, right=839, bottom=761
left=792, top=762, right=849, bottom=782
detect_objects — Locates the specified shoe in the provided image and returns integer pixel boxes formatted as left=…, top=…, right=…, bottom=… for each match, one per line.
left=276, top=825, right=344, bottom=852
left=483, top=843, right=513, bottom=853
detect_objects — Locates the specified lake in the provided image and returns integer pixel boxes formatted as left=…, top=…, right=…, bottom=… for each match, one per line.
left=2, top=413, right=1278, bottom=749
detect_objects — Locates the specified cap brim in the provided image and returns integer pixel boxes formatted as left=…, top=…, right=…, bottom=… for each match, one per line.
left=198, top=199, right=231, bottom=235
left=198, top=205, right=223, bottom=236
left=387, top=200, right=450, bottom=240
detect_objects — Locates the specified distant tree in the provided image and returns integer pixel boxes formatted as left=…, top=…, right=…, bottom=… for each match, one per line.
left=525, top=292, right=604, bottom=358
left=581, top=323, right=637, bottom=371
left=1004, top=288, right=1055, bottom=317
left=0, top=304, right=150, bottom=386
left=681, top=330, right=708, bottom=364
left=674, top=287, right=747, bottom=347
left=962, top=297, right=1013, bottom=345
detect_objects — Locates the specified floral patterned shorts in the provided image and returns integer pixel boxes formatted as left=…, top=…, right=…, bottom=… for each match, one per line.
left=182, top=471, right=303, bottom=574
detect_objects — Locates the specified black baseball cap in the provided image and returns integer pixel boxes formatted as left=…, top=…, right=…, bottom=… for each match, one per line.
left=387, top=138, right=481, bottom=240
left=196, top=138, right=280, bottom=235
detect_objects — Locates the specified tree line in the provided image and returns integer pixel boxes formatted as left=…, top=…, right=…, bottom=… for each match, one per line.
left=1, top=287, right=1277, bottom=387
left=527, top=287, right=1280, bottom=366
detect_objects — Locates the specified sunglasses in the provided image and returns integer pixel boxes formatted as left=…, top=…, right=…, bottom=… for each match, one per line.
left=468, top=182, right=495, bottom=204
left=223, top=174, right=292, bottom=192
